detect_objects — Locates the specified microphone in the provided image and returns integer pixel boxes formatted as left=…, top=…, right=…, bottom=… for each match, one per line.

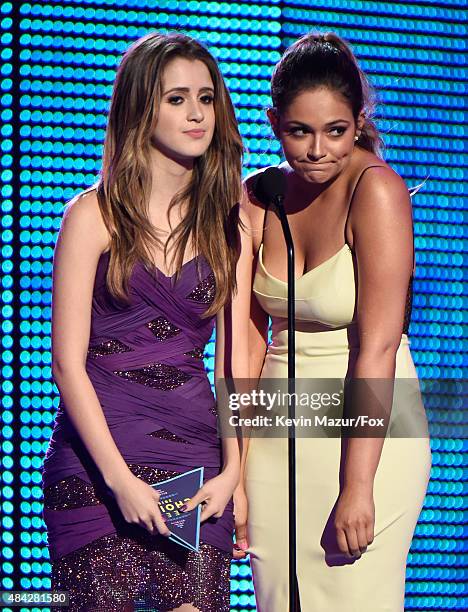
left=253, top=166, right=287, bottom=209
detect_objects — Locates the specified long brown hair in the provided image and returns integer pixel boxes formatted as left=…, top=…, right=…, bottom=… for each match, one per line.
left=94, top=32, right=243, bottom=317
left=271, top=32, right=384, bottom=156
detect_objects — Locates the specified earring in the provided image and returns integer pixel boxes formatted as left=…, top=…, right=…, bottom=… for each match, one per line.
left=354, top=135, right=359, bottom=141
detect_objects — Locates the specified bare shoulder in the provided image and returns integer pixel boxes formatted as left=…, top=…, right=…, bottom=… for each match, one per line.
left=352, top=160, right=411, bottom=219
left=60, top=187, right=110, bottom=255
left=238, top=203, right=251, bottom=228
left=52, top=188, right=113, bottom=367
left=241, top=167, right=271, bottom=253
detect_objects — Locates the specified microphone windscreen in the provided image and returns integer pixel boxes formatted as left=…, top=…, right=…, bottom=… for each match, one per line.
left=253, top=166, right=287, bottom=204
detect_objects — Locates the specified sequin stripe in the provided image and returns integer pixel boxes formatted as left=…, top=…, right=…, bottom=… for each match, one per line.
left=186, top=271, right=216, bottom=304
left=146, top=316, right=182, bottom=341
left=43, top=465, right=183, bottom=510
left=128, top=464, right=182, bottom=483
left=43, top=474, right=104, bottom=510
left=113, top=362, right=192, bottom=390
left=87, top=339, right=133, bottom=358
left=183, top=347, right=205, bottom=359
left=148, top=428, right=193, bottom=445
left=50, top=532, right=231, bottom=612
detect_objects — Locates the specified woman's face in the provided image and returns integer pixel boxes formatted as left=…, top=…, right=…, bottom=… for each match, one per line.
left=151, top=57, right=216, bottom=164
left=269, top=87, right=364, bottom=184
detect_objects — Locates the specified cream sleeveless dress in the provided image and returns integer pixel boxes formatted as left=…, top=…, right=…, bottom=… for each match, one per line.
left=244, top=238, right=432, bottom=611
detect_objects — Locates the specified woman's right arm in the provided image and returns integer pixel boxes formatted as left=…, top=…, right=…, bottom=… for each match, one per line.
left=237, top=294, right=269, bottom=480
left=238, top=175, right=270, bottom=476
left=51, top=190, right=169, bottom=536
left=233, top=178, right=269, bottom=559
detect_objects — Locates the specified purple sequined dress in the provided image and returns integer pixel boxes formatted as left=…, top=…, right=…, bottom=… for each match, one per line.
left=41, top=251, right=233, bottom=611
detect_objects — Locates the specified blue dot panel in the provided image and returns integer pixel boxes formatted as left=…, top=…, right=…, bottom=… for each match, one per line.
left=1, top=0, right=16, bottom=598
left=1, top=2, right=465, bottom=612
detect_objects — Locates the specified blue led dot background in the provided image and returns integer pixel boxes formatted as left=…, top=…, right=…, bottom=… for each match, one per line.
left=1, top=1, right=466, bottom=611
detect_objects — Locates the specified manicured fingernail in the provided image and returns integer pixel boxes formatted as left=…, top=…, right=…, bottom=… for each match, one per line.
left=180, top=504, right=187, bottom=512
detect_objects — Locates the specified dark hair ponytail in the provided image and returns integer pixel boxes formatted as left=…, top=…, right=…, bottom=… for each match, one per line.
left=271, top=32, right=384, bottom=156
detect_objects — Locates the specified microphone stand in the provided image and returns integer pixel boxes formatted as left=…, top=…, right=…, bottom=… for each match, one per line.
left=271, top=193, right=300, bottom=612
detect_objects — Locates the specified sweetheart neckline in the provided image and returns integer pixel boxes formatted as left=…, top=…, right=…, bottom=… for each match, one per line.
left=258, top=242, right=351, bottom=286
left=98, top=249, right=203, bottom=280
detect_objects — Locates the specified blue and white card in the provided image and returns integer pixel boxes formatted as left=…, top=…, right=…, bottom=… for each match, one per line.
left=151, top=467, right=204, bottom=552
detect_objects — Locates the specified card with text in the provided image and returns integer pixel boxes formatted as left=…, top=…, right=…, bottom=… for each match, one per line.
left=151, top=467, right=204, bottom=552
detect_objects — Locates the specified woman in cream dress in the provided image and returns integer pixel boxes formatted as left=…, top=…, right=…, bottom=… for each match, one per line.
left=233, top=32, right=431, bottom=612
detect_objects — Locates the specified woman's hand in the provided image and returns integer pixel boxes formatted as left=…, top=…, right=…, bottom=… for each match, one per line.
left=232, top=483, right=249, bottom=559
left=109, top=472, right=171, bottom=537
left=334, top=482, right=375, bottom=559
left=182, top=467, right=239, bottom=522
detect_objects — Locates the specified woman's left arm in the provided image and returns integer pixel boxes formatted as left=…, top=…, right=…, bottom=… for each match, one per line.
left=334, top=166, right=413, bottom=557
left=183, top=206, right=252, bottom=521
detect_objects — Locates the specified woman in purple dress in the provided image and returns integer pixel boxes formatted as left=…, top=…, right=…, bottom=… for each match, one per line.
left=41, top=32, right=251, bottom=611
